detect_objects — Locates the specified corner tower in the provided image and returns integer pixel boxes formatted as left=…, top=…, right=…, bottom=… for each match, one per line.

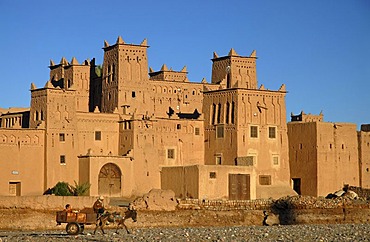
left=204, top=48, right=292, bottom=199
left=211, top=49, right=257, bottom=89
left=101, top=36, right=150, bottom=114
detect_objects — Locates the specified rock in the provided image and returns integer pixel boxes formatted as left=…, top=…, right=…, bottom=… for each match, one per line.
left=132, top=189, right=178, bottom=211
left=263, top=210, right=280, bottom=226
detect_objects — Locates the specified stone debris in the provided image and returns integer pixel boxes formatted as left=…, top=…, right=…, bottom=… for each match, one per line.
left=1, top=224, right=370, bottom=241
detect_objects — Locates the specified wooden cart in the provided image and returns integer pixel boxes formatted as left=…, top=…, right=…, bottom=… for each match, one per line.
left=56, top=208, right=97, bottom=235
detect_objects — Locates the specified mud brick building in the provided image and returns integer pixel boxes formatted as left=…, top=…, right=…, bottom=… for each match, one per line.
left=1, top=36, right=368, bottom=199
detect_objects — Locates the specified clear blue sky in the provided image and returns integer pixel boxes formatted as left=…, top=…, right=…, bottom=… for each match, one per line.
left=1, top=0, right=369, bottom=127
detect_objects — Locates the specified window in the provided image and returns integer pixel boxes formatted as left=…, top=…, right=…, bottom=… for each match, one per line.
left=236, top=156, right=255, bottom=166
left=259, top=175, right=271, bottom=185
left=132, top=91, right=136, bottom=98
left=231, top=102, right=235, bottom=124
left=273, top=156, right=279, bottom=165
left=216, top=126, right=224, bottom=138
left=217, top=103, right=222, bottom=124
left=226, top=102, right=230, bottom=124
left=167, top=149, right=175, bottom=159
left=209, top=172, right=217, bottom=179
left=59, top=133, right=65, bottom=142
left=60, top=155, right=66, bottom=165
left=250, top=126, right=258, bottom=138
left=211, top=104, right=216, bottom=125
left=195, top=127, right=200, bottom=135
left=9, top=182, right=21, bottom=196
left=216, top=156, right=222, bottom=165
left=124, top=121, right=131, bottom=130
left=268, top=127, right=276, bottom=139
left=176, top=124, right=181, bottom=129
left=95, top=131, right=102, bottom=141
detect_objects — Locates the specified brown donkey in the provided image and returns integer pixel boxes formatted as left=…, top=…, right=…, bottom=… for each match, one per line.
left=94, top=208, right=137, bottom=235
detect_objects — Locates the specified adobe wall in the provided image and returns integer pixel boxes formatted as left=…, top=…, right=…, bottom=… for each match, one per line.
left=358, top=128, right=370, bottom=188
left=288, top=122, right=318, bottom=196
left=178, top=196, right=370, bottom=211
left=0, top=196, right=108, bottom=210
left=316, top=122, right=359, bottom=196
left=178, top=196, right=370, bottom=225
left=0, top=195, right=369, bottom=229
left=0, top=129, right=45, bottom=196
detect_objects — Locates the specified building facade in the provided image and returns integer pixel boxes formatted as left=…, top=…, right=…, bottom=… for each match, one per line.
left=0, top=36, right=334, bottom=200
left=288, top=112, right=361, bottom=196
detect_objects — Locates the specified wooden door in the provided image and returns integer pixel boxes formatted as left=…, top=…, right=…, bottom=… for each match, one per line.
left=229, top=174, right=250, bottom=200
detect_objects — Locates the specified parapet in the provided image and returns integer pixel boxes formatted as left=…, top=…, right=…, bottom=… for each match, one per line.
left=291, top=111, right=324, bottom=122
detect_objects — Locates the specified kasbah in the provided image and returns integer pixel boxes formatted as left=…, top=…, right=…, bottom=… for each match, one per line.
left=1, top=36, right=369, bottom=200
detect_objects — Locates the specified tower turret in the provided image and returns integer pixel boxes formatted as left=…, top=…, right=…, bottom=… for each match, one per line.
left=211, top=49, right=257, bottom=89
left=101, top=36, right=150, bottom=113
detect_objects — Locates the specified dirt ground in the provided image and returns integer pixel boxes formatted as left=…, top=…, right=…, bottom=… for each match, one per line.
left=0, top=207, right=369, bottom=232
left=0, top=208, right=264, bottom=232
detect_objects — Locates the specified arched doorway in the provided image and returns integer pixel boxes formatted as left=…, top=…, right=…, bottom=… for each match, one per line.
left=98, top=163, right=122, bottom=197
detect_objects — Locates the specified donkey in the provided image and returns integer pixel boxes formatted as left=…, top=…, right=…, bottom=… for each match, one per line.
left=110, top=209, right=137, bottom=234
left=93, top=208, right=137, bottom=235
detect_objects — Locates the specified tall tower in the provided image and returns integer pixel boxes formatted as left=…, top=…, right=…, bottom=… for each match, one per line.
left=63, top=57, right=91, bottom=112
left=101, top=36, right=150, bottom=114
left=204, top=48, right=291, bottom=199
left=49, top=57, right=91, bottom=112
left=30, top=81, right=78, bottom=191
left=211, top=49, right=257, bottom=89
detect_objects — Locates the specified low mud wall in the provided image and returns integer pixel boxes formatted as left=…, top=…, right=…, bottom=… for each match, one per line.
left=0, top=195, right=369, bottom=230
left=0, top=195, right=109, bottom=210
left=178, top=196, right=370, bottom=225
left=178, top=196, right=370, bottom=210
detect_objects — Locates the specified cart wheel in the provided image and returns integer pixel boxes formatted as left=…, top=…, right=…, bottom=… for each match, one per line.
left=66, top=222, right=80, bottom=235
left=80, top=224, right=85, bottom=234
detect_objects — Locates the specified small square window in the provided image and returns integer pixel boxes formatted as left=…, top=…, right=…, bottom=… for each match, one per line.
left=167, top=149, right=175, bottom=159
left=132, top=91, right=136, bottom=98
left=95, top=131, right=102, bottom=141
left=273, top=156, right=279, bottom=165
left=60, top=155, right=66, bottom=165
left=209, top=172, right=217, bottom=179
left=59, top=133, right=65, bottom=142
left=269, top=127, right=276, bottom=139
left=177, top=124, right=181, bottom=129
left=259, top=175, right=271, bottom=185
left=195, top=127, right=200, bottom=135
left=250, top=126, right=258, bottom=138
